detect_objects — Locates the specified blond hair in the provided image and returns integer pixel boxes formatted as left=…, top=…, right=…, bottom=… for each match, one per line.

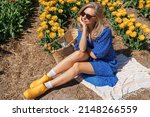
left=78, top=2, right=105, bottom=39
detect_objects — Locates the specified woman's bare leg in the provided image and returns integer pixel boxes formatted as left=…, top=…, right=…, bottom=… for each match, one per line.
left=50, top=62, right=95, bottom=87
left=29, top=51, right=89, bottom=89
left=53, top=51, right=90, bottom=74
left=23, top=62, right=95, bottom=99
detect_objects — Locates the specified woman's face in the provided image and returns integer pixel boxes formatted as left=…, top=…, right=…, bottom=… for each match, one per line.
left=80, top=7, right=97, bottom=26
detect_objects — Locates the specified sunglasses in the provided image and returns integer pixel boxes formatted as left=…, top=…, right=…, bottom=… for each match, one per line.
left=80, top=11, right=96, bottom=20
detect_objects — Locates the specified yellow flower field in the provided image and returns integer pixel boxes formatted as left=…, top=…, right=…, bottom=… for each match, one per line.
left=37, top=0, right=150, bottom=51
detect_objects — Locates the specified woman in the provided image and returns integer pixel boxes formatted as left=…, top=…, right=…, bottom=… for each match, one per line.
left=23, top=2, right=118, bottom=99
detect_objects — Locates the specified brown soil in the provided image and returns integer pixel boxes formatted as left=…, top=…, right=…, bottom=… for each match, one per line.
left=0, top=2, right=150, bottom=100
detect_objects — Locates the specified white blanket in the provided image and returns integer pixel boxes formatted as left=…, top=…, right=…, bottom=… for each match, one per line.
left=76, top=54, right=150, bottom=100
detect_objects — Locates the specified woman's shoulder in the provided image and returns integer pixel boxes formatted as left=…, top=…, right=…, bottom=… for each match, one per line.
left=95, top=28, right=112, bottom=43
left=101, top=27, right=112, bottom=36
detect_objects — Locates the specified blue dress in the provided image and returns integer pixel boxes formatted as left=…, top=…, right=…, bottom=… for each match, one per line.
left=74, top=28, right=118, bottom=87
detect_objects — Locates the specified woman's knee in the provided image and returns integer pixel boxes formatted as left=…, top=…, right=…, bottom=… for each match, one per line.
left=72, top=62, right=81, bottom=74
left=73, top=50, right=89, bottom=60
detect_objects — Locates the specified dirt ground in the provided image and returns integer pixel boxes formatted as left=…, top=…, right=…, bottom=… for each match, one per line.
left=0, top=2, right=150, bottom=100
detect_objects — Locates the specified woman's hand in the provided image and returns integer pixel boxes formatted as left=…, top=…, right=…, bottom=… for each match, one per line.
left=78, top=16, right=88, bottom=52
left=80, top=16, right=87, bottom=29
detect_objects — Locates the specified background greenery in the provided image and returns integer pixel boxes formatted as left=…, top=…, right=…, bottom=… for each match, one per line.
left=0, top=0, right=33, bottom=43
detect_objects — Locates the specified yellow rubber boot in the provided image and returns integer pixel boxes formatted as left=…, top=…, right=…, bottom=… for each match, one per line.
left=30, top=75, right=53, bottom=88
left=23, top=84, right=48, bottom=99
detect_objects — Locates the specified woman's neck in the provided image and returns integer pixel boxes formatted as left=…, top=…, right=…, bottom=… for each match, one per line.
left=87, top=23, right=95, bottom=34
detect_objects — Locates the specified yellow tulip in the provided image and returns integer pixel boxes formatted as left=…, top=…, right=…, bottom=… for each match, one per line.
left=139, top=0, right=144, bottom=2
left=119, top=23, right=125, bottom=29
left=40, top=21, right=46, bottom=26
left=37, top=27, right=43, bottom=32
left=117, top=8, right=126, bottom=12
left=59, top=0, right=63, bottom=3
left=138, top=35, right=145, bottom=41
left=76, top=2, right=81, bottom=6
left=116, top=1, right=122, bottom=5
left=44, top=7, right=49, bottom=13
left=57, top=27, right=61, bottom=30
left=42, top=24, right=48, bottom=29
left=47, top=2, right=53, bottom=7
left=130, top=18, right=136, bottom=22
left=85, top=0, right=89, bottom=4
left=112, top=2, right=117, bottom=7
left=104, top=0, right=109, bottom=3
left=102, top=2, right=106, bottom=6
left=135, top=22, right=142, bottom=27
left=58, top=9, right=63, bottom=13
left=115, top=17, right=122, bottom=23
left=53, top=22, right=59, bottom=27
left=127, top=22, right=133, bottom=26
left=50, top=7, right=57, bottom=11
left=39, top=14, right=46, bottom=21
left=46, top=30, right=50, bottom=34
left=139, top=4, right=144, bottom=9
left=52, top=16, right=58, bottom=21
left=141, top=24, right=147, bottom=29
left=128, top=14, right=135, bottom=18
left=143, top=28, right=150, bottom=33
left=116, top=13, right=122, bottom=17
left=130, top=31, right=137, bottom=38
left=46, top=14, right=51, bottom=19
left=71, top=7, right=78, bottom=12
left=49, top=32, right=56, bottom=39
left=38, top=32, right=44, bottom=39
left=126, top=30, right=132, bottom=35
left=58, top=29, right=65, bottom=37
left=109, top=7, right=114, bottom=11
left=112, top=11, right=117, bottom=16
left=129, top=25, right=135, bottom=31
left=123, top=21, right=128, bottom=26
left=122, top=12, right=127, bottom=16
left=48, top=20, right=54, bottom=26
left=107, top=2, right=112, bottom=7
left=77, top=17, right=80, bottom=22
left=51, top=26, right=58, bottom=31
left=123, top=18, right=129, bottom=22
left=60, top=1, right=64, bottom=5
left=147, top=1, right=150, bottom=3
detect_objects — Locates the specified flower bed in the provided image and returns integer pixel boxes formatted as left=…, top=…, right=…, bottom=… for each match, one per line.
left=123, top=0, right=150, bottom=20
left=38, top=0, right=150, bottom=51
left=37, top=0, right=87, bottom=52
left=99, top=0, right=150, bottom=50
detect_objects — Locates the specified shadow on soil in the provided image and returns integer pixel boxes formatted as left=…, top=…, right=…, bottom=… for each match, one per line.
left=0, top=71, right=5, bottom=75
left=116, top=48, right=132, bottom=57
left=0, top=47, right=13, bottom=55
left=35, top=79, right=80, bottom=100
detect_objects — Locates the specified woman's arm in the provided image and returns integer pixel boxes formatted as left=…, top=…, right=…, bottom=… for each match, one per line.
left=90, top=29, right=112, bottom=59
left=87, top=47, right=97, bottom=59
left=79, top=16, right=88, bottom=52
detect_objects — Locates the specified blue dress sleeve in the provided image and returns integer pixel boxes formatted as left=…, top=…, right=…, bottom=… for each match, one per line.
left=91, top=29, right=112, bottom=59
left=74, top=30, right=82, bottom=50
